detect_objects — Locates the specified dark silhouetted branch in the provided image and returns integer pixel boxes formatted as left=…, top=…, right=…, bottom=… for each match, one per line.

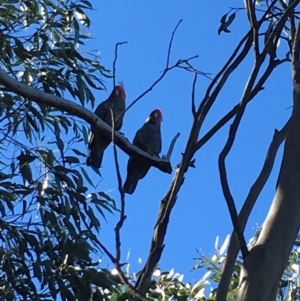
left=163, top=133, right=180, bottom=161
left=166, top=19, right=183, bottom=68
left=132, top=11, right=290, bottom=300
left=125, top=55, right=199, bottom=116
left=113, top=41, right=128, bottom=88
left=216, top=2, right=299, bottom=299
left=191, top=71, right=198, bottom=116
left=292, top=20, right=300, bottom=85
left=216, top=0, right=298, bottom=261
left=124, top=19, right=201, bottom=115
left=217, top=59, right=264, bottom=260
left=110, top=108, right=127, bottom=263
left=0, top=70, right=175, bottom=174
left=216, top=118, right=290, bottom=301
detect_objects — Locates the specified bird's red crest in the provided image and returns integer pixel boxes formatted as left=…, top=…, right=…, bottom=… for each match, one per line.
left=146, top=108, right=163, bottom=123
left=115, top=81, right=126, bottom=100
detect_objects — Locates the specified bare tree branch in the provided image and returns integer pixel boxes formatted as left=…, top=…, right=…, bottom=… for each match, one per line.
left=215, top=0, right=299, bottom=262
left=277, top=0, right=296, bottom=43
left=237, top=82, right=300, bottom=301
left=235, top=5, right=300, bottom=300
left=215, top=4, right=300, bottom=297
left=262, top=0, right=300, bottom=57
left=111, top=43, right=127, bottom=267
left=123, top=20, right=201, bottom=115
left=214, top=12, right=266, bottom=259
left=257, top=0, right=279, bottom=27
left=191, top=71, right=197, bottom=117
left=196, top=57, right=287, bottom=152
left=166, top=19, right=183, bottom=68
left=0, top=70, right=176, bottom=173
left=109, top=108, right=138, bottom=299
left=134, top=161, right=186, bottom=298
left=131, top=28, right=255, bottom=294
left=131, top=6, right=295, bottom=299
left=292, top=21, right=300, bottom=84
left=133, top=84, right=203, bottom=300
left=246, top=0, right=259, bottom=57
left=217, top=57, right=267, bottom=259
left=113, top=144, right=126, bottom=262
left=113, top=41, right=128, bottom=88
left=216, top=118, right=290, bottom=301
left=199, top=30, right=252, bottom=115
left=163, top=133, right=180, bottom=161
left=124, top=55, right=199, bottom=116
left=109, top=108, right=127, bottom=263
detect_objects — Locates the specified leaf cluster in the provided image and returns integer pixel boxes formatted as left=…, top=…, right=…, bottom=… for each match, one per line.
left=0, top=1, right=120, bottom=300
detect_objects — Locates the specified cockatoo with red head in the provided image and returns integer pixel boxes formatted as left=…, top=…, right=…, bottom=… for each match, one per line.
left=86, top=83, right=126, bottom=169
left=123, top=109, right=162, bottom=195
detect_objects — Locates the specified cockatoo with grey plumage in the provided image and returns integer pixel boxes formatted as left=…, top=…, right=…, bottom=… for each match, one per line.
left=86, top=83, right=126, bottom=169
left=123, top=108, right=162, bottom=194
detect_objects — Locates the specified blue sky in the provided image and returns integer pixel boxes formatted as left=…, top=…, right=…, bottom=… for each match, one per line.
left=79, top=1, right=293, bottom=281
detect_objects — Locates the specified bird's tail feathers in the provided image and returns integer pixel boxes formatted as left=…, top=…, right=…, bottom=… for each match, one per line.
left=123, top=178, right=138, bottom=195
left=86, top=150, right=104, bottom=169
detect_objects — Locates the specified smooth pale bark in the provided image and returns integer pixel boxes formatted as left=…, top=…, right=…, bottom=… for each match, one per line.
left=237, top=84, right=300, bottom=301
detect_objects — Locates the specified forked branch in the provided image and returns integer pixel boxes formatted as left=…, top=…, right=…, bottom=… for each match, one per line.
left=216, top=2, right=300, bottom=300
left=216, top=119, right=290, bottom=301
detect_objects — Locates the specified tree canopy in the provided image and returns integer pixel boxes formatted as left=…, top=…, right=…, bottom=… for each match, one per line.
left=1, top=1, right=300, bottom=301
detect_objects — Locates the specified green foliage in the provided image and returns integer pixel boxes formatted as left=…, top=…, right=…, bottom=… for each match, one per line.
left=0, top=0, right=118, bottom=300
left=99, top=234, right=300, bottom=301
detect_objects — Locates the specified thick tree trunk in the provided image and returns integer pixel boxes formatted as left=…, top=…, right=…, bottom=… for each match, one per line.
left=237, top=84, right=300, bottom=301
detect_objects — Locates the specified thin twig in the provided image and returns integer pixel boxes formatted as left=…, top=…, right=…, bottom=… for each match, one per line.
left=163, top=133, right=180, bottom=161
left=82, top=219, right=147, bottom=300
left=82, top=147, right=144, bottom=301
left=115, top=19, right=197, bottom=117
left=176, top=61, right=212, bottom=80
left=124, top=55, right=199, bottom=115
left=113, top=41, right=128, bottom=88
left=110, top=108, right=127, bottom=263
left=191, top=71, right=198, bottom=117
left=111, top=43, right=127, bottom=263
left=114, top=21, right=199, bottom=123
left=280, top=0, right=297, bottom=44
left=166, top=19, right=183, bottom=68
